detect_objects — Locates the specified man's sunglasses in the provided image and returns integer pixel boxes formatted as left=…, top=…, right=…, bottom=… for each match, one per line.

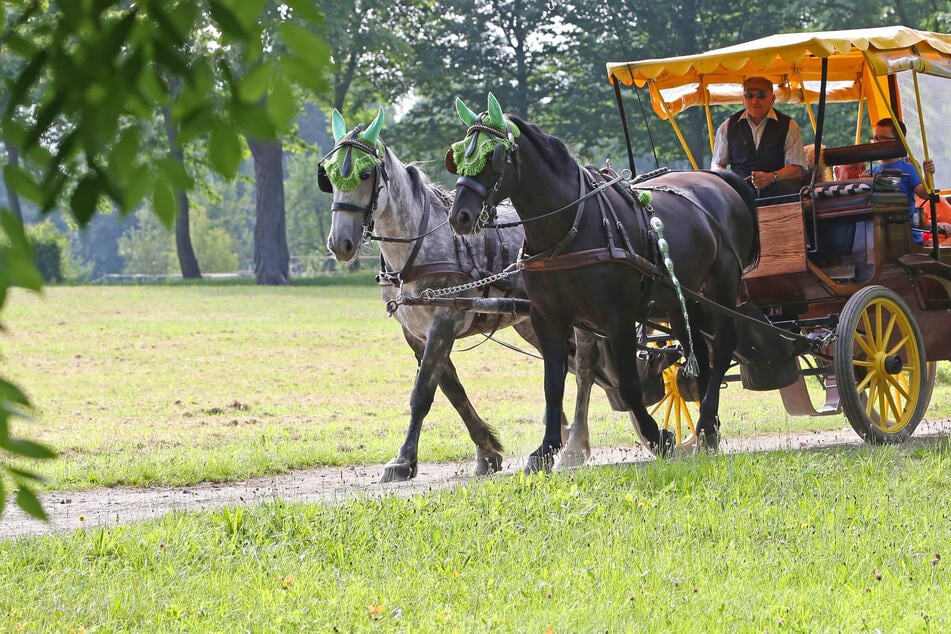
left=743, top=90, right=769, bottom=99
left=870, top=135, right=897, bottom=141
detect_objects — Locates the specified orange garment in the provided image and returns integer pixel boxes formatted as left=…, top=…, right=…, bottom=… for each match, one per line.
left=915, top=194, right=951, bottom=246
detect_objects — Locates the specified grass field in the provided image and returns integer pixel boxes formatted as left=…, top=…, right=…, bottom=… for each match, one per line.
left=1, top=444, right=948, bottom=631
left=1, top=278, right=949, bottom=492
left=0, top=278, right=949, bottom=631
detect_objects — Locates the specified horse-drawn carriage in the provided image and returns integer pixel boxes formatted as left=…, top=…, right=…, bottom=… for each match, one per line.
left=601, top=26, right=951, bottom=447
left=324, top=27, right=950, bottom=479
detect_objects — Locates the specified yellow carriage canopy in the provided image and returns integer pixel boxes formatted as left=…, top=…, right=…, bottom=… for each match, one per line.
left=606, top=27, right=951, bottom=124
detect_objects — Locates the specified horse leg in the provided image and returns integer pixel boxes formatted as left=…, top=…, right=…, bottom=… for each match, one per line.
left=525, top=314, right=572, bottom=474
left=609, top=321, right=675, bottom=458
left=513, top=321, right=572, bottom=452
left=380, top=320, right=456, bottom=483
left=555, top=328, right=597, bottom=470
left=696, top=313, right=737, bottom=452
left=436, top=356, right=504, bottom=475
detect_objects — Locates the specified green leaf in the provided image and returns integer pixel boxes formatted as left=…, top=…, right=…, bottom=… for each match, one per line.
left=15, top=486, right=47, bottom=521
left=281, top=56, right=329, bottom=94
left=122, top=165, right=153, bottom=213
left=0, top=377, right=32, bottom=409
left=233, top=103, right=275, bottom=140
left=278, top=23, right=330, bottom=68
left=3, top=165, right=44, bottom=204
left=152, top=179, right=176, bottom=228
left=238, top=63, right=271, bottom=103
left=267, top=74, right=298, bottom=135
left=208, top=123, right=244, bottom=180
left=282, top=0, right=324, bottom=26
left=156, top=157, right=192, bottom=192
left=228, top=0, right=266, bottom=32
left=6, top=438, right=57, bottom=460
left=70, top=175, right=100, bottom=226
left=109, top=128, right=142, bottom=185
left=208, top=0, right=248, bottom=39
left=0, top=212, right=43, bottom=291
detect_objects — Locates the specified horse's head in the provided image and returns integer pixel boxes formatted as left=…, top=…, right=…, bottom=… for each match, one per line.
left=446, top=93, right=520, bottom=235
left=321, top=107, right=387, bottom=262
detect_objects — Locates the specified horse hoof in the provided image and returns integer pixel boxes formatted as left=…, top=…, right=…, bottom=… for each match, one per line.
left=524, top=453, right=554, bottom=474
left=698, top=429, right=720, bottom=453
left=651, top=430, right=676, bottom=459
left=379, top=460, right=417, bottom=483
left=553, top=449, right=587, bottom=471
left=475, top=453, right=503, bottom=476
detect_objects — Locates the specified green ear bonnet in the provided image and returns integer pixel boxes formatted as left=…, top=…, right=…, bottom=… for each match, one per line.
left=450, top=93, right=520, bottom=177
left=323, top=107, right=385, bottom=192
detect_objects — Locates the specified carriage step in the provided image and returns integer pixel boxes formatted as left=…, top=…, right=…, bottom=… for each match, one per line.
left=898, top=253, right=951, bottom=281
left=822, top=264, right=856, bottom=281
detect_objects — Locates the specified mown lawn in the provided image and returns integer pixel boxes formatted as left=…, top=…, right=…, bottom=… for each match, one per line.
left=0, top=442, right=947, bottom=632
left=0, top=279, right=948, bottom=492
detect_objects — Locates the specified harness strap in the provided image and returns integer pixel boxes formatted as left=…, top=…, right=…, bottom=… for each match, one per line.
left=637, top=182, right=747, bottom=274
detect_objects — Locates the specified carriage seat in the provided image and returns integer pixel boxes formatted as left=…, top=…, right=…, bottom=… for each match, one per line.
left=806, top=176, right=908, bottom=220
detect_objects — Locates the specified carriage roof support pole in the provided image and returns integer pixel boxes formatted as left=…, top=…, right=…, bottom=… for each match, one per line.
left=806, top=58, right=829, bottom=254
left=702, top=79, right=715, bottom=155
left=611, top=74, right=637, bottom=176
left=793, top=69, right=818, bottom=132
left=650, top=82, right=699, bottom=169
left=853, top=91, right=865, bottom=144
left=911, top=70, right=941, bottom=259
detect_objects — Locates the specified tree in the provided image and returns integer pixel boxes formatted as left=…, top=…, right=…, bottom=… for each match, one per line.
left=0, top=0, right=329, bottom=519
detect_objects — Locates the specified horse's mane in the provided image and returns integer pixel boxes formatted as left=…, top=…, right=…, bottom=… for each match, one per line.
left=384, top=145, right=453, bottom=217
left=508, top=115, right=579, bottom=173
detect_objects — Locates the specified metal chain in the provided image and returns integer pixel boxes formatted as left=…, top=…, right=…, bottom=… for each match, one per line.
left=387, top=261, right=523, bottom=314
left=420, top=261, right=522, bottom=300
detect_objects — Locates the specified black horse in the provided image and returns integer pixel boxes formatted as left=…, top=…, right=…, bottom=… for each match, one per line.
left=447, top=94, right=760, bottom=471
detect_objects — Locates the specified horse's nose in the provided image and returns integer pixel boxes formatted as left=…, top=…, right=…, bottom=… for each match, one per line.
left=451, top=206, right=475, bottom=235
left=327, top=237, right=356, bottom=262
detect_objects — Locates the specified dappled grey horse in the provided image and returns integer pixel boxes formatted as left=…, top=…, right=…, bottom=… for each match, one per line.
left=322, top=108, right=613, bottom=481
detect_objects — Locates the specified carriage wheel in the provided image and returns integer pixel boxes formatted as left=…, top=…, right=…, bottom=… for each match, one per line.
left=648, top=363, right=698, bottom=448
left=833, top=286, right=929, bottom=443
left=630, top=326, right=699, bottom=451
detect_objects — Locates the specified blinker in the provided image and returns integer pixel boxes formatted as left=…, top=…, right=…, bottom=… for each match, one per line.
left=445, top=148, right=458, bottom=175
left=317, top=163, right=333, bottom=193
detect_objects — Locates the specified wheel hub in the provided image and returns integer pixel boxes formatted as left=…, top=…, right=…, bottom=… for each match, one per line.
left=883, top=354, right=903, bottom=375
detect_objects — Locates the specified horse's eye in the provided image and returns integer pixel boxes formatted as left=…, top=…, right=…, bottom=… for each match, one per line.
left=360, top=171, right=371, bottom=181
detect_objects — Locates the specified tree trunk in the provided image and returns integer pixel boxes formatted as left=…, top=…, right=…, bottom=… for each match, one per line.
left=3, top=140, right=24, bottom=223
left=247, top=137, right=289, bottom=285
left=162, top=107, right=201, bottom=279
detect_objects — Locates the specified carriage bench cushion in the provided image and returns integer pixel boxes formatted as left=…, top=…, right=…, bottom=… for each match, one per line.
left=808, top=178, right=908, bottom=220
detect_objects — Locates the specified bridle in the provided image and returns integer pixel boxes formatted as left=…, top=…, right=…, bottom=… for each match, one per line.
left=319, top=128, right=451, bottom=249
left=446, top=115, right=520, bottom=232
left=317, top=124, right=385, bottom=240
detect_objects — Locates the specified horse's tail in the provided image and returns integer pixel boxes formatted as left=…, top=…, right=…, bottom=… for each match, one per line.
left=713, top=168, right=761, bottom=272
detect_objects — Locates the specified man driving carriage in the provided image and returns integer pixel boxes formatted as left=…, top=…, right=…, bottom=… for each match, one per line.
left=712, top=76, right=807, bottom=198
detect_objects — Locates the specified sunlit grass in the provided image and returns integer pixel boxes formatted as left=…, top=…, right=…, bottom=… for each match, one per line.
left=0, top=442, right=947, bottom=631
left=1, top=280, right=949, bottom=491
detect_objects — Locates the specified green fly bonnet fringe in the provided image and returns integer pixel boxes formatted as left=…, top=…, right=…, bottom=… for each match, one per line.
left=322, top=107, right=385, bottom=192
left=450, top=93, right=520, bottom=177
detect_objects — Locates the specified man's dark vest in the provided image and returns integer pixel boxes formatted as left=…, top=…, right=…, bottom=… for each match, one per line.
left=727, top=109, right=791, bottom=189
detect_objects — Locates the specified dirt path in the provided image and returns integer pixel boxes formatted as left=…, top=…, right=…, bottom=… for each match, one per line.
left=3, top=419, right=949, bottom=539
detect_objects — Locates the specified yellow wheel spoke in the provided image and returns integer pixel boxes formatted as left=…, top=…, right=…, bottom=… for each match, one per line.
left=856, top=370, right=874, bottom=392
left=883, top=383, right=903, bottom=428
left=881, top=310, right=897, bottom=348
left=854, top=330, right=876, bottom=359
left=884, top=372, right=911, bottom=401
left=886, top=334, right=910, bottom=357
